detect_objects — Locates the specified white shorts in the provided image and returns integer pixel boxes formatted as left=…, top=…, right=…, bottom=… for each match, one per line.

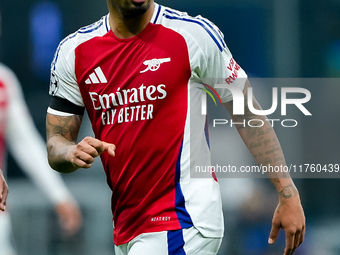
left=114, top=227, right=222, bottom=255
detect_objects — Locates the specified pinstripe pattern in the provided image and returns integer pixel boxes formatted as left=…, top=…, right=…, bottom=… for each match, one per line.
left=162, top=8, right=226, bottom=52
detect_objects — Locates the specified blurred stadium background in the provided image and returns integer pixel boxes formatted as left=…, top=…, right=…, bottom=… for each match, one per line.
left=1, top=0, right=340, bottom=254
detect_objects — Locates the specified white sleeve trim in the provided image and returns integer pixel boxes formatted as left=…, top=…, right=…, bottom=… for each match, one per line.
left=47, top=107, right=75, bottom=116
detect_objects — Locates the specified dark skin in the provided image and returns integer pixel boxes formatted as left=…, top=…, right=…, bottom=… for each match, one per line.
left=46, top=1, right=305, bottom=254
left=224, top=81, right=305, bottom=254
left=106, top=0, right=154, bottom=38
left=46, top=114, right=115, bottom=173
left=0, top=168, right=8, bottom=211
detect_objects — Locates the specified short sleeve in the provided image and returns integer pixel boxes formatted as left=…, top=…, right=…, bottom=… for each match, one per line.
left=49, top=38, right=85, bottom=108
left=190, top=19, right=247, bottom=103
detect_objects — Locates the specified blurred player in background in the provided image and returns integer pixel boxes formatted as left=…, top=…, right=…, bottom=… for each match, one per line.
left=46, top=1, right=305, bottom=254
left=0, top=11, right=82, bottom=255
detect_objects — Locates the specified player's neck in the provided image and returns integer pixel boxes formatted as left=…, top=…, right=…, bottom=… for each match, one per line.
left=108, top=3, right=155, bottom=39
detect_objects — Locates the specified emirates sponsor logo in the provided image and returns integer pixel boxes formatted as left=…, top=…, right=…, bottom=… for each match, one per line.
left=89, top=84, right=167, bottom=125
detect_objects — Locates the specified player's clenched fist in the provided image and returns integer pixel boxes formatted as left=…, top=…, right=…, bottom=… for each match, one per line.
left=67, top=137, right=115, bottom=169
left=47, top=113, right=115, bottom=173
left=0, top=168, right=9, bottom=211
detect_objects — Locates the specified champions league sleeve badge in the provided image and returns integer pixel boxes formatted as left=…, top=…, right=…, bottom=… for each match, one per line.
left=49, top=70, right=59, bottom=96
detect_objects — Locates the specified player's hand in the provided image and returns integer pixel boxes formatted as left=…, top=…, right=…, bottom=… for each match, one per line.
left=55, top=200, right=82, bottom=236
left=268, top=185, right=305, bottom=255
left=0, top=169, right=9, bottom=211
left=66, top=136, right=116, bottom=169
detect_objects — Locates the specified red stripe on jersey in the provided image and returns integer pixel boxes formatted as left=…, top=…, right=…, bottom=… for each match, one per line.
left=0, top=81, right=8, bottom=170
left=75, top=23, right=191, bottom=245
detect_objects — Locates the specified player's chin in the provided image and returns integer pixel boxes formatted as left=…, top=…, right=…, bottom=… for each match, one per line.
left=122, top=6, right=149, bottom=18
left=122, top=0, right=151, bottom=17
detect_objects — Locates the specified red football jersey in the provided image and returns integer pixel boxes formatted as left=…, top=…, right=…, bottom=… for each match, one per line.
left=48, top=3, right=247, bottom=245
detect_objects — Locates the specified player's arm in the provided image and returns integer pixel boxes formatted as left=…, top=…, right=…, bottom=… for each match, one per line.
left=47, top=41, right=115, bottom=173
left=224, top=80, right=305, bottom=255
left=0, top=168, right=8, bottom=211
left=46, top=113, right=83, bottom=173
left=46, top=112, right=115, bottom=173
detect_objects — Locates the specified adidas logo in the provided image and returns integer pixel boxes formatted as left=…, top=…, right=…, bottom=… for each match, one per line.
left=85, top=67, right=107, bottom=84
